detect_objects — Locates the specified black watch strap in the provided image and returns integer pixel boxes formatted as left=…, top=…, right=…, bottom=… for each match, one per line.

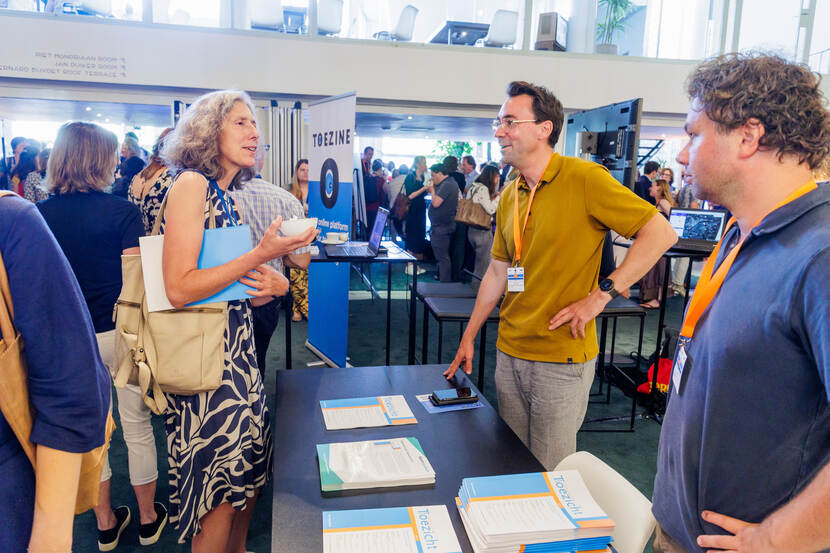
left=599, top=278, right=620, bottom=299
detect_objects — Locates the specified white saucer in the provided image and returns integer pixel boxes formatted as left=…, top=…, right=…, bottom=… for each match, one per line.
left=320, top=238, right=346, bottom=245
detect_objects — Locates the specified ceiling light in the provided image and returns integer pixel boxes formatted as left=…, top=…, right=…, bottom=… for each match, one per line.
left=85, top=106, right=92, bottom=111
left=661, top=133, right=666, bottom=138
left=96, top=113, right=102, bottom=117
left=407, top=116, right=413, bottom=120
left=105, top=118, right=110, bottom=122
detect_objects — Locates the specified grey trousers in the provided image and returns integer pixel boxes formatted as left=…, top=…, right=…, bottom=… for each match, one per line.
left=495, top=350, right=596, bottom=470
left=467, top=227, right=493, bottom=292
left=431, top=223, right=455, bottom=282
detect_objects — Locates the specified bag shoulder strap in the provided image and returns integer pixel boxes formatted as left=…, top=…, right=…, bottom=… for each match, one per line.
left=150, top=172, right=216, bottom=236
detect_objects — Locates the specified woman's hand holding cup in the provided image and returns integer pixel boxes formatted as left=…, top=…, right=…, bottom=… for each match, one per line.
left=255, top=216, right=318, bottom=262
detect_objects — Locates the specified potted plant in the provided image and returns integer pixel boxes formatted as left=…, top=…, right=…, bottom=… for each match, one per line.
left=596, top=0, right=632, bottom=55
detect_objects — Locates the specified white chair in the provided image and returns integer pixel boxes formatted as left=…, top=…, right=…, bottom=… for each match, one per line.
left=555, top=451, right=656, bottom=553
left=250, top=0, right=284, bottom=30
left=317, top=0, right=343, bottom=36
left=374, top=4, right=418, bottom=41
left=482, top=9, right=518, bottom=48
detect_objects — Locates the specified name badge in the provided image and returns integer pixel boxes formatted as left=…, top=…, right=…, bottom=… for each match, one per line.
left=672, top=337, right=690, bottom=395
left=507, top=266, right=525, bottom=293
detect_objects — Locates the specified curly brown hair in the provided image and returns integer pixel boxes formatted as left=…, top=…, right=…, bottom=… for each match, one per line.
left=687, top=52, right=830, bottom=170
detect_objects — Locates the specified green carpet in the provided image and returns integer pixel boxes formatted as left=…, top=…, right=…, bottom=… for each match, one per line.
left=72, top=262, right=688, bottom=552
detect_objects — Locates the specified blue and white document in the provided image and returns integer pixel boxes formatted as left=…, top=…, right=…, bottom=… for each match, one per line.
left=320, top=395, right=417, bottom=430
left=322, top=505, right=462, bottom=553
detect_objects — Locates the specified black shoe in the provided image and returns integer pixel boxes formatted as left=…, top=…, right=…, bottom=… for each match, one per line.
left=139, top=501, right=168, bottom=546
left=98, top=505, right=131, bottom=552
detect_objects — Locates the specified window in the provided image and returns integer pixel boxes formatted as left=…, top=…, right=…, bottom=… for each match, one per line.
left=737, top=0, right=802, bottom=60
left=155, top=0, right=221, bottom=27
left=809, top=0, right=829, bottom=73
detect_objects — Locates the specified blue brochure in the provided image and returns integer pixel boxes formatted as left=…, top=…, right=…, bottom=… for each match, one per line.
left=188, top=225, right=255, bottom=306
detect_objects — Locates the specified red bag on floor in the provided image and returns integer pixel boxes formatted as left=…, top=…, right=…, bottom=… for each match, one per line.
left=637, top=358, right=672, bottom=394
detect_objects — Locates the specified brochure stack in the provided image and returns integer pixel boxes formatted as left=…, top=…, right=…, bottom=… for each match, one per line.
left=456, top=470, right=615, bottom=553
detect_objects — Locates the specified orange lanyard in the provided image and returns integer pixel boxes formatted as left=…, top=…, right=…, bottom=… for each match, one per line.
left=680, top=179, right=818, bottom=338
left=511, top=180, right=540, bottom=266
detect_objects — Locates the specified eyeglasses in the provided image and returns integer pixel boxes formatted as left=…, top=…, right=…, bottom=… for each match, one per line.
left=491, top=118, right=539, bottom=132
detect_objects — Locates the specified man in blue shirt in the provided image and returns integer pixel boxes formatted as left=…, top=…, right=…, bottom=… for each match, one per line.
left=652, top=54, right=830, bottom=553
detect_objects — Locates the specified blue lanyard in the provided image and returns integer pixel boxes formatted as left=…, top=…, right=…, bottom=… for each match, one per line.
left=210, top=180, right=238, bottom=226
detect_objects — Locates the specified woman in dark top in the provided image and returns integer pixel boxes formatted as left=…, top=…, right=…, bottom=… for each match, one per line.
left=404, top=155, right=428, bottom=258
left=0, top=192, right=111, bottom=553
left=37, top=122, right=167, bottom=551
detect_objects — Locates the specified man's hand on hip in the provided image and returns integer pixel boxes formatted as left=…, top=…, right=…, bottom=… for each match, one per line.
left=548, top=288, right=610, bottom=339
left=697, top=511, right=774, bottom=553
left=444, top=338, right=475, bottom=379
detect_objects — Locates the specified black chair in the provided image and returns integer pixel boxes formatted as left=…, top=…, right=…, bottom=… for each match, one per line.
left=408, top=281, right=476, bottom=361
left=581, top=295, right=646, bottom=432
left=422, top=296, right=499, bottom=392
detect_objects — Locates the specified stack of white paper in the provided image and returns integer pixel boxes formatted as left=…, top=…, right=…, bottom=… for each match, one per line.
left=317, top=437, right=435, bottom=492
left=320, top=395, right=417, bottom=430
left=456, top=470, right=615, bottom=553
left=323, top=505, right=462, bottom=553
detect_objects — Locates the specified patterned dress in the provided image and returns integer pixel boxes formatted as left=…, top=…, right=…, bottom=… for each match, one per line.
left=127, top=168, right=173, bottom=234
left=159, top=177, right=272, bottom=543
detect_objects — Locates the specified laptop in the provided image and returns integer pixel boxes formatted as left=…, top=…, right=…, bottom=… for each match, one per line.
left=669, top=207, right=728, bottom=253
left=325, top=207, right=389, bottom=259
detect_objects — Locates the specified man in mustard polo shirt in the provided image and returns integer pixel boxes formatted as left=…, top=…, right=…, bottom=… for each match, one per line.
left=445, top=81, right=677, bottom=469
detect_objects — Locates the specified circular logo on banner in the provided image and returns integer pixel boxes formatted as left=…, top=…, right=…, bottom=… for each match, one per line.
left=320, top=158, right=339, bottom=209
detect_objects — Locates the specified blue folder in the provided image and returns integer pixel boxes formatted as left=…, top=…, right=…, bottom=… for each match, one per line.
left=188, top=225, right=255, bottom=306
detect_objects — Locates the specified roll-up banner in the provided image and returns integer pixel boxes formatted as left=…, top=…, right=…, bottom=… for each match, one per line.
left=306, top=92, right=356, bottom=367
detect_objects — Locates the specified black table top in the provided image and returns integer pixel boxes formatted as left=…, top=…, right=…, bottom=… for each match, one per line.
left=311, top=240, right=414, bottom=263
left=429, top=20, right=490, bottom=45
left=271, top=364, right=544, bottom=553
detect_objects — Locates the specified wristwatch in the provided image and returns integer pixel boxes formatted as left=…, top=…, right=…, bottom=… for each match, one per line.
left=598, top=278, right=620, bottom=299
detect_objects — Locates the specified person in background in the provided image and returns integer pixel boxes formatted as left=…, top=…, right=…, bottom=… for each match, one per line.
left=498, top=158, right=512, bottom=190
left=660, top=167, right=675, bottom=192
left=635, top=160, right=660, bottom=205
left=112, top=156, right=145, bottom=198
left=231, top=149, right=311, bottom=371
left=461, top=154, right=479, bottom=190
left=361, top=146, right=374, bottom=197
left=386, top=163, right=408, bottom=242
left=465, top=165, right=499, bottom=291
left=636, top=178, right=674, bottom=308
left=364, top=158, right=385, bottom=233
left=445, top=81, right=675, bottom=470
left=404, top=155, right=429, bottom=262
left=22, top=147, right=50, bottom=203
left=652, top=52, right=830, bottom=553
left=288, top=158, right=311, bottom=322
left=37, top=122, right=167, bottom=551
left=0, top=192, right=111, bottom=553
left=159, top=90, right=317, bottom=551
left=427, top=162, right=459, bottom=282
left=444, top=155, right=471, bottom=280
left=6, top=136, right=28, bottom=173
left=128, top=128, right=174, bottom=234
left=670, top=168, right=700, bottom=296
left=10, top=146, right=39, bottom=198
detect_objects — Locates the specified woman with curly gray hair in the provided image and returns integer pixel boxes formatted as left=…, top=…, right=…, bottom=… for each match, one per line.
left=159, top=90, right=317, bottom=551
